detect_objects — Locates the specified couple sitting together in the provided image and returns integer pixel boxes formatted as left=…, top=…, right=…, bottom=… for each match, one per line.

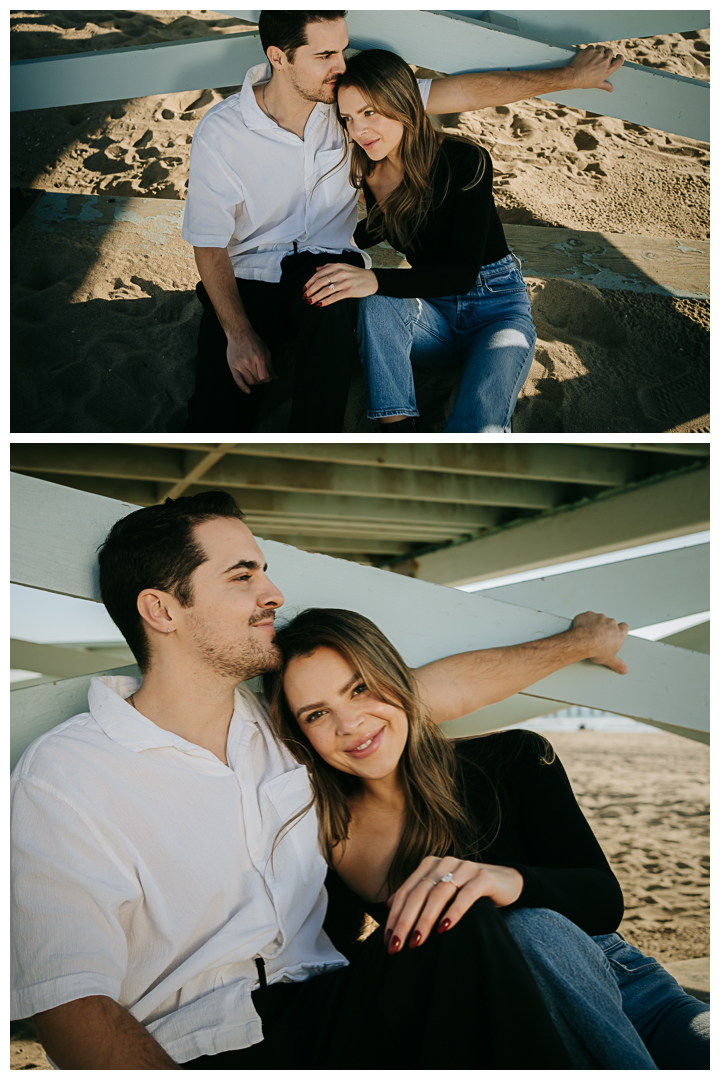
left=182, top=10, right=624, bottom=433
left=11, top=492, right=709, bottom=1069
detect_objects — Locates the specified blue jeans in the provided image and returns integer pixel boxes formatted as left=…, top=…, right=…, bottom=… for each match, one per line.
left=504, top=909, right=709, bottom=1070
left=356, top=254, right=536, bottom=432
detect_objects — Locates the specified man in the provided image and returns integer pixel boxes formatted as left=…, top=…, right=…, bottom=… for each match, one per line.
left=181, top=10, right=623, bottom=432
left=12, top=491, right=638, bottom=1068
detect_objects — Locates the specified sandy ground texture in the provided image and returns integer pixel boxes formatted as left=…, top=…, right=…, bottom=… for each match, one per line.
left=9, top=729, right=709, bottom=1069
left=10, top=11, right=710, bottom=432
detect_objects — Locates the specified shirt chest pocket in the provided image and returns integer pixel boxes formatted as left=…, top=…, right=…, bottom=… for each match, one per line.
left=311, top=148, right=350, bottom=208
left=261, top=766, right=322, bottom=887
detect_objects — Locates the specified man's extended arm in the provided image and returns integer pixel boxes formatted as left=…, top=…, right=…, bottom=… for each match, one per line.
left=425, top=45, right=624, bottom=114
left=414, top=611, right=629, bottom=724
left=193, top=245, right=275, bottom=393
left=33, top=995, right=181, bottom=1070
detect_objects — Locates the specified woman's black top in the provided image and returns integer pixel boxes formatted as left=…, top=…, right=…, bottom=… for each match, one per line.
left=353, top=137, right=510, bottom=299
left=323, top=729, right=624, bottom=958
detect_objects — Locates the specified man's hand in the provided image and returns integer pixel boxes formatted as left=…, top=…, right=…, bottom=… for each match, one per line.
left=565, top=45, right=625, bottom=92
left=227, top=329, right=276, bottom=394
left=572, top=611, right=629, bottom=674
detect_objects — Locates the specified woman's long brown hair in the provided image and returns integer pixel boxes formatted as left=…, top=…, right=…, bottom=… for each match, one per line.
left=333, top=49, right=485, bottom=252
left=262, top=608, right=491, bottom=898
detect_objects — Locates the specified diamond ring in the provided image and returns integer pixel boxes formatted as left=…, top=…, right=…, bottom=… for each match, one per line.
left=439, top=872, right=460, bottom=890
left=328, top=282, right=335, bottom=291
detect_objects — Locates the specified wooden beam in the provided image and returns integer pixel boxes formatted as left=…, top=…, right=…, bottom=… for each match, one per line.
left=345, top=10, right=710, bottom=141
left=408, top=465, right=709, bottom=585
left=659, top=620, right=709, bottom=654
left=161, top=445, right=237, bottom=501
left=505, top=225, right=709, bottom=301
left=578, top=443, right=709, bottom=458
left=253, top=536, right=412, bottom=556
left=11, top=31, right=266, bottom=112
left=441, top=693, right=568, bottom=739
left=15, top=439, right=697, bottom=487
left=478, top=544, right=709, bottom=629
left=451, top=11, right=710, bottom=46
left=10, top=475, right=708, bottom=764
left=10, top=639, right=132, bottom=679
left=152, top=442, right=692, bottom=487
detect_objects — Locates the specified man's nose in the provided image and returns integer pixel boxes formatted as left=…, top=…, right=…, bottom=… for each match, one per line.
left=259, top=575, right=284, bottom=609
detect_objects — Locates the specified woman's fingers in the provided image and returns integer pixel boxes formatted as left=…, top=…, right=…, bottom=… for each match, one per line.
left=386, top=857, right=465, bottom=953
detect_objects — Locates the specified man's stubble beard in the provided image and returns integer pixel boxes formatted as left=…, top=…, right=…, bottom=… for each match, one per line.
left=287, top=63, right=337, bottom=105
left=186, top=610, right=283, bottom=682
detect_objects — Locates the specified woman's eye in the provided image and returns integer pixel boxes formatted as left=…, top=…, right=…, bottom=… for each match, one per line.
left=306, top=710, right=325, bottom=723
left=352, top=683, right=368, bottom=697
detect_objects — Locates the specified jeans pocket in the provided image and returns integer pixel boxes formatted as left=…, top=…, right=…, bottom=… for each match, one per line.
left=481, top=269, right=527, bottom=294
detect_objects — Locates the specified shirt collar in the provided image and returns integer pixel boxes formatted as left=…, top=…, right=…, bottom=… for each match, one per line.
left=239, top=62, right=331, bottom=134
left=88, top=675, right=259, bottom=758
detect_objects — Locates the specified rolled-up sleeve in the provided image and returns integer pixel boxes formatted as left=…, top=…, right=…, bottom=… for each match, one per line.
left=181, top=120, right=246, bottom=249
left=11, top=776, right=138, bottom=1019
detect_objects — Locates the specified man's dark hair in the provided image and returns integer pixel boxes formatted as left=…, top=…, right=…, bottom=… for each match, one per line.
left=98, top=491, right=245, bottom=673
left=258, top=10, right=347, bottom=63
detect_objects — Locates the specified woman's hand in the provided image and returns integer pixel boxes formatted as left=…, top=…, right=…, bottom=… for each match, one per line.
left=384, top=855, right=524, bottom=954
left=303, top=263, right=379, bottom=307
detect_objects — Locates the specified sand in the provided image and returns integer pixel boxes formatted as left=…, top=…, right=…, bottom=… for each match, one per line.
left=9, top=728, right=709, bottom=1069
left=10, top=11, right=710, bottom=431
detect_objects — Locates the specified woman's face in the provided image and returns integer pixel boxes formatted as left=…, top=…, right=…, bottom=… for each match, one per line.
left=337, top=84, right=404, bottom=162
left=283, top=647, right=409, bottom=782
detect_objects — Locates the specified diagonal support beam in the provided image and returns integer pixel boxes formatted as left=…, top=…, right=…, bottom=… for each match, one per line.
left=346, top=10, right=709, bottom=141
left=450, top=11, right=710, bottom=46
left=406, top=465, right=709, bottom=586
left=160, top=445, right=237, bottom=501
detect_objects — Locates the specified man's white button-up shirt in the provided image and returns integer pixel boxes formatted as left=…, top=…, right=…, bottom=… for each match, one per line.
left=181, top=63, right=431, bottom=282
left=10, top=676, right=347, bottom=1064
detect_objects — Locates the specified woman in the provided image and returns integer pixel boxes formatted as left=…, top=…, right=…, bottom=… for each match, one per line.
left=264, top=608, right=709, bottom=1070
left=303, top=49, right=536, bottom=433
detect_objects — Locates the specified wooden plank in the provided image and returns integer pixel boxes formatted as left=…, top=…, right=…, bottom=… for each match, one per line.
left=659, top=620, right=709, bottom=654
left=345, top=10, right=710, bottom=141
left=11, top=473, right=136, bottom=601
left=10, top=639, right=133, bottom=679
left=15, top=440, right=697, bottom=486
left=10, top=475, right=708, bottom=745
left=442, top=694, right=568, bottom=739
left=12, top=192, right=193, bottom=264
left=506, top=225, right=709, bottom=301
left=11, top=665, right=139, bottom=771
left=11, top=31, right=266, bottom=112
left=411, top=465, right=710, bottom=585
left=450, top=11, right=710, bottom=46
left=478, top=544, right=709, bottom=628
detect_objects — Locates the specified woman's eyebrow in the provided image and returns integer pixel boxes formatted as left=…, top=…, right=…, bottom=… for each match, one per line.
left=296, top=672, right=362, bottom=718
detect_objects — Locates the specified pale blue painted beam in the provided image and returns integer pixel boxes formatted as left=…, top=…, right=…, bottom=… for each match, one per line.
left=11, top=12, right=710, bottom=140
left=449, top=11, right=710, bottom=45
left=346, top=10, right=709, bottom=142
left=11, top=31, right=267, bottom=112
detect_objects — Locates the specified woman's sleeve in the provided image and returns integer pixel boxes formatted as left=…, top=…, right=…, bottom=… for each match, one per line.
left=465, top=732, right=624, bottom=936
left=371, top=146, right=497, bottom=298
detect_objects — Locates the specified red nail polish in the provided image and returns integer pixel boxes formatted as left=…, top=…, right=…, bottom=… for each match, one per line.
left=438, top=918, right=452, bottom=934
left=317, top=301, right=323, bottom=307
left=389, top=935, right=401, bottom=955
left=409, top=930, right=422, bottom=949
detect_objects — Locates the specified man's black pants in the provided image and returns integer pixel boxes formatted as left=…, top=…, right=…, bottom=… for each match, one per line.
left=183, top=898, right=573, bottom=1070
left=186, top=250, right=366, bottom=434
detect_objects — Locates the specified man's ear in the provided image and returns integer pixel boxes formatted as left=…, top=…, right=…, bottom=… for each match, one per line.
left=266, top=45, right=286, bottom=72
left=137, top=588, right=177, bottom=637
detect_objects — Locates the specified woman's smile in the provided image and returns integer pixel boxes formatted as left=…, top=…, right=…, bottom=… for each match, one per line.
left=283, top=647, right=408, bottom=780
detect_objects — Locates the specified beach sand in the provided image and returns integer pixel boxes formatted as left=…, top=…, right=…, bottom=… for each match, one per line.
left=9, top=729, right=709, bottom=1068
left=10, top=11, right=710, bottom=431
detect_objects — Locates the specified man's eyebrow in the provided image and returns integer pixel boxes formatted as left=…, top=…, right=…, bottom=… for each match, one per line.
left=314, top=42, right=348, bottom=56
left=296, top=671, right=362, bottom=719
left=222, top=559, right=266, bottom=575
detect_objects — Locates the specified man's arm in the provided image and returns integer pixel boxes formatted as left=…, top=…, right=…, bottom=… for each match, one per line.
left=426, top=45, right=624, bottom=114
left=33, top=995, right=181, bottom=1070
left=414, top=611, right=629, bottom=724
left=194, top=246, right=275, bottom=393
